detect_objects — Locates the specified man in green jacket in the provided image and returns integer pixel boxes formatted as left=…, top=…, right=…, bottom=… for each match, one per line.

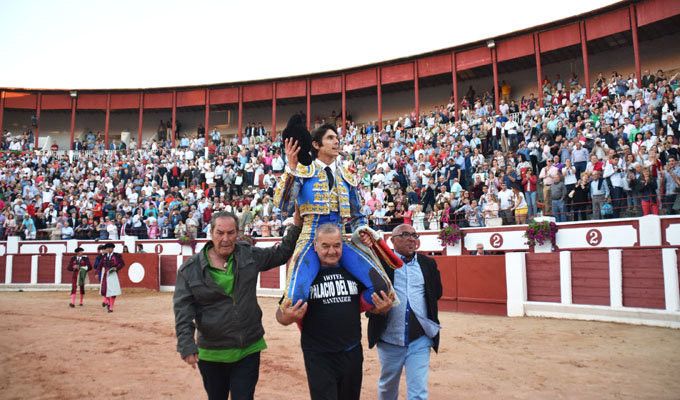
left=173, top=210, right=302, bottom=400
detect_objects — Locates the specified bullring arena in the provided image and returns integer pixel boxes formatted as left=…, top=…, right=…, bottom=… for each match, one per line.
left=1, top=291, right=679, bottom=400
left=2, top=0, right=680, bottom=398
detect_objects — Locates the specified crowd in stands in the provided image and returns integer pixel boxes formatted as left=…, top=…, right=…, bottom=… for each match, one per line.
left=1, top=66, right=679, bottom=241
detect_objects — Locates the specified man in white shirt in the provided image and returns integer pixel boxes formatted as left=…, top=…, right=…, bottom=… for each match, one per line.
left=271, top=153, right=285, bottom=173
left=603, top=155, right=625, bottom=218
left=503, top=116, right=519, bottom=151
left=497, top=183, right=515, bottom=225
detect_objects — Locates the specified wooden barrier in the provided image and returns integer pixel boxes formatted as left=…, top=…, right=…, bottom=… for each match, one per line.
left=622, top=249, right=665, bottom=309
left=434, top=255, right=506, bottom=316
left=571, top=250, right=610, bottom=306
left=525, top=253, right=560, bottom=302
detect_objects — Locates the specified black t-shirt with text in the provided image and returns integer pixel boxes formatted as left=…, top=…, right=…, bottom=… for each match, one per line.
left=301, top=266, right=365, bottom=353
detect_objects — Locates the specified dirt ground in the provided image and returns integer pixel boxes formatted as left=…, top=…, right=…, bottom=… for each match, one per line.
left=0, top=290, right=678, bottom=400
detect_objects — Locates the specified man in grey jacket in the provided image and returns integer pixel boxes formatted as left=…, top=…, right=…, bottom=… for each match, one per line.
left=174, top=210, right=302, bottom=400
left=550, top=174, right=568, bottom=223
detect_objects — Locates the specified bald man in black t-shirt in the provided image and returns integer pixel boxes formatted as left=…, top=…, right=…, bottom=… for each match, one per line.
left=277, top=223, right=393, bottom=400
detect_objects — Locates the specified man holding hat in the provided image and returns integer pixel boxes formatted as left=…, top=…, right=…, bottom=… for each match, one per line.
left=99, top=243, right=125, bottom=313
left=67, top=247, right=91, bottom=308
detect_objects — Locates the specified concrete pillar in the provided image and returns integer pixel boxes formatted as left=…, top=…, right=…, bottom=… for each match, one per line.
left=608, top=249, right=623, bottom=308
left=560, top=251, right=572, bottom=305
left=31, top=255, right=39, bottom=284
left=5, top=255, right=13, bottom=283
left=662, top=248, right=679, bottom=312
left=505, top=252, right=527, bottom=317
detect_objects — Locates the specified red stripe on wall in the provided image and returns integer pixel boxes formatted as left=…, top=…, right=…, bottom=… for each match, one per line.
left=636, top=0, right=680, bottom=26
left=0, top=256, right=5, bottom=283
left=12, top=255, right=32, bottom=283
left=539, top=23, right=580, bottom=53
left=243, top=84, right=272, bottom=102
left=435, top=256, right=457, bottom=312
left=571, top=251, right=610, bottom=306
left=456, top=47, right=491, bottom=71
left=417, top=54, right=451, bottom=78
left=259, top=267, right=280, bottom=289
left=160, top=255, right=178, bottom=286
left=497, top=34, right=534, bottom=62
left=346, top=68, right=377, bottom=91
left=110, top=93, right=142, bottom=110
left=177, top=90, right=206, bottom=107
left=585, top=7, right=630, bottom=41
left=311, top=76, right=342, bottom=96
left=144, top=92, right=173, bottom=109
left=276, top=80, right=306, bottom=99
left=210, top=88, right=239, bottom=105
left=41, top=94, right=71, bottom=110
left=525, top=253, right=561, bottom=302
left=36, top=255, right=55, bottom=283
left=76, top=93, right=107, bottom=110
left=622, top=249, right=665, bottom=309
left=381, top=63, right=415, bottom=85
left=4, top=92, right=37, bottom=109
left=434, top=255, right=506, bottom=316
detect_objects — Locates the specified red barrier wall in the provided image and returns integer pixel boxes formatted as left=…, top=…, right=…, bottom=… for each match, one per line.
left=571, top=251, right=610, bottom=306
left=436, top=256, right=457, bottom=312
left=260, top=267, right=280, bottom=289
left=160, top=255, right=178, bottom=286
left=12, top=255, right=32, bottom=283
left=526, top=253, right=561, bottom=302
left=434, top=255, right=506, bottom=316
left=622, top=249, right=665, bottom=309
left=36, top=255, right=56, bottom=283
left=0, top=256, right=5, bottom=283
left=119, top=254, right=159, bottom=290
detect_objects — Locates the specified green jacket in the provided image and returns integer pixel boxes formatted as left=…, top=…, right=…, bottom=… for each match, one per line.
left=173, top=225, right=301, bottom=358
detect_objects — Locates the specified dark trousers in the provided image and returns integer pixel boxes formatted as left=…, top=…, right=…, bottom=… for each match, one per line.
left=500, top=208, right=514, bottom=225
left=574, top=161, right=587, bottom=180
left=303, top=345, right=363, bottom=400
left=611, top=186, right=624, bottom=218
left=573, top=204, right=588, bottom=221
left=663, top=194, right=678, bottom=215
left=197, top=352, right=260, bottom=400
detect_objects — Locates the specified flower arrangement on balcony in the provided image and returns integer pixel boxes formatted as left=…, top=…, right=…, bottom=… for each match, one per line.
left=177, top=235, right=197, bottom=251
left=438, top=224, right=462, bottom=247
left=524, top=220, right=558, bottom=247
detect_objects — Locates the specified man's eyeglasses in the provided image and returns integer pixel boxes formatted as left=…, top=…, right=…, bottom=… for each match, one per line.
left=393, top=232, right=419, bottom=239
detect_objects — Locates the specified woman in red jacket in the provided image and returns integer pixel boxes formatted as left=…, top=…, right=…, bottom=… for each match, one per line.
left=522, top=169, right=538, bottom=218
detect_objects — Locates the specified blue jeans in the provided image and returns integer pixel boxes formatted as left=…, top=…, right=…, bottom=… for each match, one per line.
left=377, top=336, right=432, bottom=400
left=526, top=191, right=537, bottom=217
left=552, top=199, right=566, bottom=222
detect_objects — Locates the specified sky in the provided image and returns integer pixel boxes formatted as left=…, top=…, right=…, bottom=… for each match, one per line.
left=0, top=0, right=622, bottom=90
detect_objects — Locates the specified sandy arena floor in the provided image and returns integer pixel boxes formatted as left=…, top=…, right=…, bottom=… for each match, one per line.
left=0, top=290, right=678, bottom=400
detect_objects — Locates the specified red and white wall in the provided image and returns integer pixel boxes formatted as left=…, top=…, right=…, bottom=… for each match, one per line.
left=1, top=215, right=679, bottom=328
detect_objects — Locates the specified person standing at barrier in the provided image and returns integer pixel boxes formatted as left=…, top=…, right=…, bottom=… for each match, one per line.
left=99, top=243, right=124, bottom=313
left=67, top=247, right=91, bottom=308
left=550, top=174, right=567, bottom=223
left=368, top=223, right=442, bottom=400
left=589, top=170, right=610, bottom=220
left=276, top=223, right=394, bottom=400
left=663, top=157, right=680, bottom=214
left=173, top=211, right=302, bottom=400
left=603, top=154, right=625, bottom=218
left=539, top=159, right=559, bottom=216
